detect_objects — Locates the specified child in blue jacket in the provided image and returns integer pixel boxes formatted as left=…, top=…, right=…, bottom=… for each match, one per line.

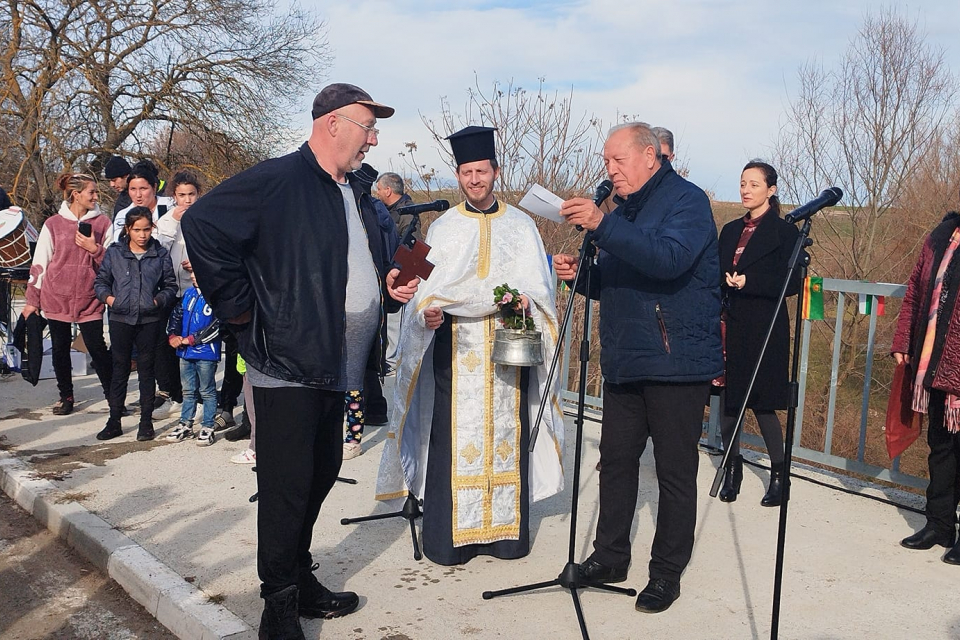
left=166, top=272, right=221, bottom=444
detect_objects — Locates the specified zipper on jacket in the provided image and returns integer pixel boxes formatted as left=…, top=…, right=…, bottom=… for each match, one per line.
left=655, top=303, right=671, bottom=354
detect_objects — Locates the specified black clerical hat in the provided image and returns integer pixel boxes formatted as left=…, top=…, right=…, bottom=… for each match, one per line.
left=446, top=126, right=497, bottom=166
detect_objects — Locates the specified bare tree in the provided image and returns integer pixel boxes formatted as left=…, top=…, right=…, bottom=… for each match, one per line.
left=775, top=9, right=956, bottom=283
left=774, top=9, right=957, bottom=395
left=0, top=0, right=329, bottom=221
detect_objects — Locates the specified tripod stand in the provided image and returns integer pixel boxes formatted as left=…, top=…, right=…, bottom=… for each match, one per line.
left=341, top=492, right=423, bottom=560
left=482, top=231, right=635, bottom=640
left=707, top=217, right=814, bottom=640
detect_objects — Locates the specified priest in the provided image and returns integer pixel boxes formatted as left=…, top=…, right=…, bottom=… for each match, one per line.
left=376, top=126, right=565, bottom=565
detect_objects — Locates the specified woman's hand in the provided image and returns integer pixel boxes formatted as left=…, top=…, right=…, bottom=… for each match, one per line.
left=106, top=296, right=116, bottom=308
left=725, top=271, right=746, bottom=290
left=21, top=304, right=37, bottom=318
left=893, top=352, right=910, bottom=365
left=75, top=231, right=97, bottom=254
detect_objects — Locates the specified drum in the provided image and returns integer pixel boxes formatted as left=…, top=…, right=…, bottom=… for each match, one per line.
left=0, top=208, right=30, bottom=267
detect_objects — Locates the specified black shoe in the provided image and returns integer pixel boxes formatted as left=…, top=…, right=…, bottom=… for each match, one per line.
left=761, top=463, right=784, bottom=507
left=96, top=419, right=122, bottom=441
left=578, top=557, right=628, bottom=584
left=635, top=578, right=681, bottom=614
left=52, top=397, right=74, bottom=415
left=136, top=425, right=156, bottom=442
left=213, top=411, right=235, bottom=432
left=901, top=525, right=956, bottom=550
left=719, top=455, right=743, bottom=503
left=943, top=541, right=960, bottom=565
left=224, top=412, right=252, bottom=441
left=298, top=564, right=360, bottom=619
left=365, top=414, right=389, bottom=426
left=258, top=585, right=304, bottom=640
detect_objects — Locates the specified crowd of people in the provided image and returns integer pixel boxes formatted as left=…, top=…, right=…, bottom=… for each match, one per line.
left=5, top=81, right=959, bottom=639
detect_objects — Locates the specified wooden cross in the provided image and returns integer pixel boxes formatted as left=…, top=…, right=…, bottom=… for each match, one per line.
left=392, top=237, right=435, bottom=288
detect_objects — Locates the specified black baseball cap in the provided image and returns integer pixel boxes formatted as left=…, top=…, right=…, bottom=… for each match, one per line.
left=311, top=83, right=394, bottom=120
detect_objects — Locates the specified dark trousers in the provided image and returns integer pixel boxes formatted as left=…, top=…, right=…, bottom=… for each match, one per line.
left=363, top=367, right=387, bottom=421
left=593, top=380, right=709, bottom=583
left=48, top=318, right=112, bottom=400
left=154, top=303, right=182, bottom=402
left=254, top=386, right=344, bottom=596
left=109, top=321, right=161, bottom=425
left=218, top=326, right=242, bottom=412
left=926, top=389, right=960, bottom=536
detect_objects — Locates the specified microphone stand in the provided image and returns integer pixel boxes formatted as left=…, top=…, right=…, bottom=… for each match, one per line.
left=340, top=211, right=425, bottom=561
left=482, top=229, right=636, bottom=640
left=707, top=218, right=813, bottom=640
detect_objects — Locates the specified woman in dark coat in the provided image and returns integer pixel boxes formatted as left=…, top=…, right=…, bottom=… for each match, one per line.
left=892, top=211, right=960, bottom=564
left=716, top=161, right=801, bottom=505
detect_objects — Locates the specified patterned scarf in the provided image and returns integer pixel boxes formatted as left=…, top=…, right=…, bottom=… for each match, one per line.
left=913, top=226, right=960, bottom=432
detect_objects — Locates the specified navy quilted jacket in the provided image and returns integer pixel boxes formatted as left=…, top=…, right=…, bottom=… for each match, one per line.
left=581, top=164, right=724, bottom=383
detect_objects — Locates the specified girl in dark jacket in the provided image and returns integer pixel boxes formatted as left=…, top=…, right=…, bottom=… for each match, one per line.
left=716, top=161, right=801, bottom=505
left=95, top=206, right=177, bottom=441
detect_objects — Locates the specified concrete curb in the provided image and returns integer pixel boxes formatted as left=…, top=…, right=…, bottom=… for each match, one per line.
left=0, top=450, right=256, bottom=640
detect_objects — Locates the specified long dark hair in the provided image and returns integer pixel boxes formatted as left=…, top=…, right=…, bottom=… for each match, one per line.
left=742, top=160, right=780, bottom=217
left=128, top=159, right=160, bottom=190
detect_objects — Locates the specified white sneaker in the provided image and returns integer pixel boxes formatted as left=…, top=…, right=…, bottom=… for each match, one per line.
left=196, top=427, right=216, bottom=446
left=230, top=448, right=256, bottom=464
left=165, top=422, right=194, bottom=442
left=343, top=441, right=362, bottom=460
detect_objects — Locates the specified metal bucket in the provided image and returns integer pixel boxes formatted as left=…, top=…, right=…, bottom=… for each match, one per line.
left=491, top=329, right=544, bottom=367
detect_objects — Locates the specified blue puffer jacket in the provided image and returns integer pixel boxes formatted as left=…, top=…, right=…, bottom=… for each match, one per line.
left=95, top=236, right=177, bottom=326
left=583, top=163, right=723, bottom=383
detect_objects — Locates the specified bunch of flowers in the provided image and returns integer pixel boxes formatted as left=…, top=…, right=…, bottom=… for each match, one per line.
left=494, top=283, right=535, bottom=331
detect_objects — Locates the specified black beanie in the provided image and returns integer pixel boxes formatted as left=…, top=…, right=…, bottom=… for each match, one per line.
left=104, top=155, right=131, bottom=179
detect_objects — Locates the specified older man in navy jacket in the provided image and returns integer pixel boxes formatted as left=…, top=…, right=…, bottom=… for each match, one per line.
left=555, top=122, right=723, bottom=614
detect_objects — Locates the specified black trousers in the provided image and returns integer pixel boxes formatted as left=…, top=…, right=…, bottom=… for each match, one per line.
left=218, top=326, right=242, bottom=412
left=592, top=380, right=709, bottom=583
left=47, top=318, right=112, bottom=400
left=154, top=303, right=182, bottom=402
left=926, top=389, right=960, bottom=536
left=253, top=386, right=344, bottom=596
left=109, top=320, right=161, bottom=425
left=363, top=366, right=387, bottom=421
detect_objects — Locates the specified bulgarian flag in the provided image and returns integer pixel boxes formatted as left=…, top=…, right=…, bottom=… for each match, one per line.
left=858, top=293, right=885, bottom=316
left=802, top=277, right=824, bottom=320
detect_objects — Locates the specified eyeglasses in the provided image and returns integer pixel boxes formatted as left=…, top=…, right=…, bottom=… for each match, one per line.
left=335, top=113, right=380, bottom=137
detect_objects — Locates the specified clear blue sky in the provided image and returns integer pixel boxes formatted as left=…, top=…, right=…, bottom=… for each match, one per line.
left=289, top=1, right=960, bottom=202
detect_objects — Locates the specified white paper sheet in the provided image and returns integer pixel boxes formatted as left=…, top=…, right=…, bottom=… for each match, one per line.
left=518, top=184, right=565, bottom=223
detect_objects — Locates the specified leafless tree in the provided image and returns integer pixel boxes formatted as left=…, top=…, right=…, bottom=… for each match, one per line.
left=775, top=9, right=956, bottom=283
left=0, top=0, right=329, bottom=222
left=774, top=9, right=957, bottom=394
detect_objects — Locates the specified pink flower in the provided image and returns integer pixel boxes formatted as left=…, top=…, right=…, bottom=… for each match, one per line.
left=501, top=292, right=513, bottom=304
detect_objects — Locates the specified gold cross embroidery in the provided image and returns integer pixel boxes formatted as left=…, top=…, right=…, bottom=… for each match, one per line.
left=461, top=350, right=482, bottom=373
left=495, top=440, right=513, bottom=462
left=459, top=443, right=482, bottom=465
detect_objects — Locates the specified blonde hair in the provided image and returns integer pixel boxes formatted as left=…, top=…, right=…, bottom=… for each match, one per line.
left=56, top=172, right=98, bottom=203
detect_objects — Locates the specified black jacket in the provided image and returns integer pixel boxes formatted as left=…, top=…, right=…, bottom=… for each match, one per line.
left=718, top=211, right=801, bottom=412
left=182, top=142, right=398, bottom=387
left=95, top=237, right=177, bottom=325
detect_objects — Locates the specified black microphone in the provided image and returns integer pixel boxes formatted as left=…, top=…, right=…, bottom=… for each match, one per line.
left=784, top=187, right=843, bottom=224
left=576, top=179, right=615, bottom=231
left=394, top=200, right=450, bottom=216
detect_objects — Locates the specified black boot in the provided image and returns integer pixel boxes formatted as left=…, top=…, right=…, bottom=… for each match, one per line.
left=298, top=563, right=359, bottom=619
left=96, top=417, right=122, bottom=441
left=761, top=463, right=784, bottom=507
left=719, top=455, right=743, bottom=503
left=258, top=585, right=304, bottom=640
left=224, top=410, right=252, bottom=441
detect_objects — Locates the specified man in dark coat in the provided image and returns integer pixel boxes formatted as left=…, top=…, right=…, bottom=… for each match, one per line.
left=376, top=172, right=419, bottom=240
left=183, top=83, right=419, bottom=639
left=554, top=121, right=722, bottom=614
